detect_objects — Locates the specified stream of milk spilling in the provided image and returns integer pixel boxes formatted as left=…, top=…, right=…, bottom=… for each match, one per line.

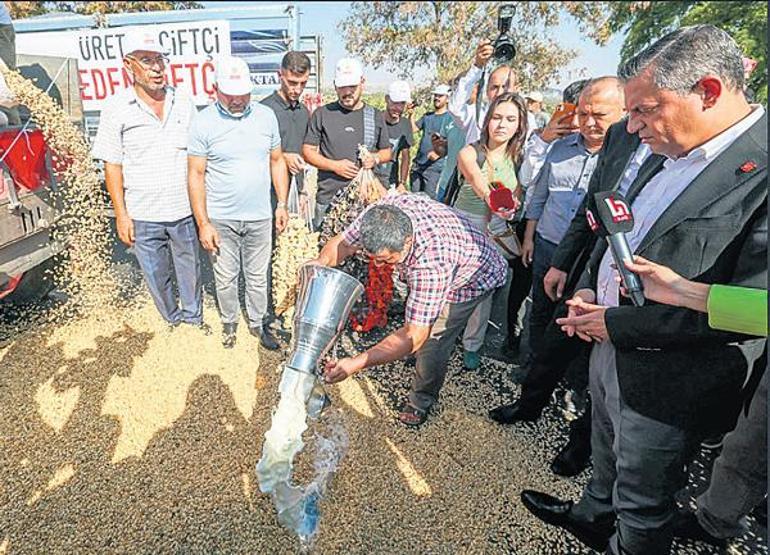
left=256, top=366, right=348, bottom=546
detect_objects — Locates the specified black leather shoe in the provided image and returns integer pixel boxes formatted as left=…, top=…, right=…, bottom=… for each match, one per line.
left=500, top=333, right=521, bottom=360
left=251, top=325, right=280, bottom=351
left=671, top=509, right=727, bottom=549
left=520, top=490, right=614, bottom=552
left=550, top=437, right=591, bottom=477
left=488, top=401, right=540, bottom=424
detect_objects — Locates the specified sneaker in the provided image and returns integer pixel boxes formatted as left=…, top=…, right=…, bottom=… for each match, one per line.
left=167, top=320, right=181, bottom=332
left=463, top=350, right=481, bottom=370
left=222, top=323, right=237, bottom=349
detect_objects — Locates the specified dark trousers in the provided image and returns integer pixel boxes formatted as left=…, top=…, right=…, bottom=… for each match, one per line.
left=410, top=163, right=443, bottom=199
left=529, top=232, right=558, bottom=356
left=506, top=220, right=533, bottom=339
left=697, top=367, right=768, bottom=538
left=572, top=341, right=701, bottom=555
left=133, top=216, right=203, bottom=325
left=518, top=301, right=591, bottom=413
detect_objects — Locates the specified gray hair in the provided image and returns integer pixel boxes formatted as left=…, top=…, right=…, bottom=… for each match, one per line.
left=359, top=205, right=413, bottom=254
left=618, top=25, right=745, bottom=95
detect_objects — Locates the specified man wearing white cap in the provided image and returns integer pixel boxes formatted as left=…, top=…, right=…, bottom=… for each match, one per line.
left=374, top=80, right=415, bottom=189
left=93, top=30, right=208, bottom=333
left=525, top=91, right=549, bottom=130
left=410, top=83, right=453, bottom=199
left=302, top=57, right=391, bottom=230
left=187, top=55, right=289, bottom=350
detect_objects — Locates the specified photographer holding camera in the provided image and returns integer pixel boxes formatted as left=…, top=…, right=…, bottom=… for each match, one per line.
left=448, top=4, right=518, bottom=144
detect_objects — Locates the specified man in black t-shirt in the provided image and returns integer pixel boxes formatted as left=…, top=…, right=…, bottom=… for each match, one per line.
left=261, top=51, right=311, bottom=196
left=302, top=58, right=392, bottom=230
left=374, top=80, right=415, bottom=189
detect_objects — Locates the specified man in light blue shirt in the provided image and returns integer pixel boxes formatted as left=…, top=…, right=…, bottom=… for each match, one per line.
left=188, top=56, right=289, bottom=350
left=520, top=77, right=625, bottom=359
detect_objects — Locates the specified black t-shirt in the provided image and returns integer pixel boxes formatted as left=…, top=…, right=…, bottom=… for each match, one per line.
left=261, top=91, right=310, bottom=194
left=374, top=116, right=415, bottom=186
left=304, top=101, right=390, bottom=204
left=260, top=90, right=309, bottom=154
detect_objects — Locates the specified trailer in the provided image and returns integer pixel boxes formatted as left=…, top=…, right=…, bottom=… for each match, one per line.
left=0, top=54, right=81, bottom=300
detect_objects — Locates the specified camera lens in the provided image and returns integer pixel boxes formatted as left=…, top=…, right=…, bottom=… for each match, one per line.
left=493, top=37, right=516, bottom=62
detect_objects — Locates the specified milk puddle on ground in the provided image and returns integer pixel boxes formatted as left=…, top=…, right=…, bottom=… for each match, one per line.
left=256, top=366, right=348, bottom=547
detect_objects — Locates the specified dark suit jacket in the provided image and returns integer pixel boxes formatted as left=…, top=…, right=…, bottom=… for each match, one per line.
left=578, top=112, right=768, bottom=433
left=550, top=120, right=663, bottom=292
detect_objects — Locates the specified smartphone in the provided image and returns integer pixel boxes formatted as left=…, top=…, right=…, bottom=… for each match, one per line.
left=550, top=102, right=577, bottom=124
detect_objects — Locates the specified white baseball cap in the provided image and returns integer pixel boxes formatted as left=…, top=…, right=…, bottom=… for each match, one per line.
left=432, top=84, right=451, bottom=96
left=525, top=91, right=544, bottom=103
left=123, top=30, right=168, bottom=57
left=334, top=58, right=363, bottom=87
left=216, top=56, right=253, bottom=96
left=387, top=80, right=411, bottom=103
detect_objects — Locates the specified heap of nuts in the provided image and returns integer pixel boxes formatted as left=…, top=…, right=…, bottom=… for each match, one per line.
left=272, top=215, right=319, bottom=331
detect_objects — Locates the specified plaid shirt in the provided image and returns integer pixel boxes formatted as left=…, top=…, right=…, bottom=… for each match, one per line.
left=342, top=194, right=507, bottom=326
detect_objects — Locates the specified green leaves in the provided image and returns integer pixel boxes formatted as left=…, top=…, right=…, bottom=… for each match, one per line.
left=339, top=1, right=605, bottom=94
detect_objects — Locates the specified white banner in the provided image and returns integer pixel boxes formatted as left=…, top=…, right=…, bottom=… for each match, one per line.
left=17, top=20, right=231, bottom=111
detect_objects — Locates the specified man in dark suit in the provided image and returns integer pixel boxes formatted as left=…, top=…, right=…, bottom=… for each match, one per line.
left=489, top=117, right=661, bottom=476
left=520, top=25, right=767, bottom=555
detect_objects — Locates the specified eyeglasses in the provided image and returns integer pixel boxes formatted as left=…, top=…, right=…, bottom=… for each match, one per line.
left=128, top=55, right=169, bottom=69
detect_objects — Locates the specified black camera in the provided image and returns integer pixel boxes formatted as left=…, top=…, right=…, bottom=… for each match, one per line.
left=493, top=3, right=517, bottom=63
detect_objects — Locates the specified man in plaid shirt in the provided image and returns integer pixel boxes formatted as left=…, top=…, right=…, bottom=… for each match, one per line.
left=316, top=193, right=507, bottom=426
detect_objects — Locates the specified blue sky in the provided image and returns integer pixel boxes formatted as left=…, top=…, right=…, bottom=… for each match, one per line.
left=205, top=1, right=624, bottom=92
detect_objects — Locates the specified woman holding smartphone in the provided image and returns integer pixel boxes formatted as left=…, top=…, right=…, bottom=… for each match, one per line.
left=454, top=92, right=529, bottom=369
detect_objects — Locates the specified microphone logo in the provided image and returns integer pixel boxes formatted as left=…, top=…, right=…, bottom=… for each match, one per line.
left=604, top=196, right=632, bottom=224
left=586, top=209, right=599, bottom=232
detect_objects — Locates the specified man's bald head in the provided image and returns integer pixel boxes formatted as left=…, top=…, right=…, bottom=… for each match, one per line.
left=577, top=76, right=626, bottom=150
left=487, top=65, right=518, bottom=102
left=579, top=76, right=625, bottom=105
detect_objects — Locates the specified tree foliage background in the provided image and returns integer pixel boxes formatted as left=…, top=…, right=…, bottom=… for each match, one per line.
left=8, top=2, right=200, bottom=20
left=340, top=1, right=767, bottom=103
left=339, top=2, right=609, bottom=93
left=597, top=1, right=767, bottom=103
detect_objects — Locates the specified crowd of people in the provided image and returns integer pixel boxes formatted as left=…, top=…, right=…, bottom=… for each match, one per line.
left=93, top=22, right=766, bottom=555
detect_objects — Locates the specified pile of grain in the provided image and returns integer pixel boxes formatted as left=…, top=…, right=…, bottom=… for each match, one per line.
left=2, top=288, right=756, bottom=553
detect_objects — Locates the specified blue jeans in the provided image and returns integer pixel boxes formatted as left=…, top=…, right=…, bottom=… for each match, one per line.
left=132, top=216, right=202, bottom=324
left=209, top=219, right=272, bottom=328
left=528, top=232, right=558, bottom=357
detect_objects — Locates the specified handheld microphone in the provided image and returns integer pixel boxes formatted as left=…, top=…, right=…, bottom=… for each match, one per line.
left=588, top=191, right=645, bottom=307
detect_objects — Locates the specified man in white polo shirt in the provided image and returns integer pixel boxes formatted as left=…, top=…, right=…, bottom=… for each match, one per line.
left=188, top=56, right=289, bottom=350
left=93, top=30, right=208, bottom=333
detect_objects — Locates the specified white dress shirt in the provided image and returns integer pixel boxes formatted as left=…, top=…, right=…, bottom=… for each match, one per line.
left=596, top=105, right=765, bottom=307
left=448, top=65, right=486, bottom=145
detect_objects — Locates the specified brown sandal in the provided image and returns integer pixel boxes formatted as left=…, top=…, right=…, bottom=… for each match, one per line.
left=399, top=404, right=428, bottom=427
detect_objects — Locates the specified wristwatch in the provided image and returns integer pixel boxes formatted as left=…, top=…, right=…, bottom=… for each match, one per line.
left=276, top=201, right=287, bottom=209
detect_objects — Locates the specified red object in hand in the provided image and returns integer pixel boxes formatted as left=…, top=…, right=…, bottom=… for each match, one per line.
left=350, top=260, right=395, bottom=333
left=488, top=181, right=516, bottom=211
